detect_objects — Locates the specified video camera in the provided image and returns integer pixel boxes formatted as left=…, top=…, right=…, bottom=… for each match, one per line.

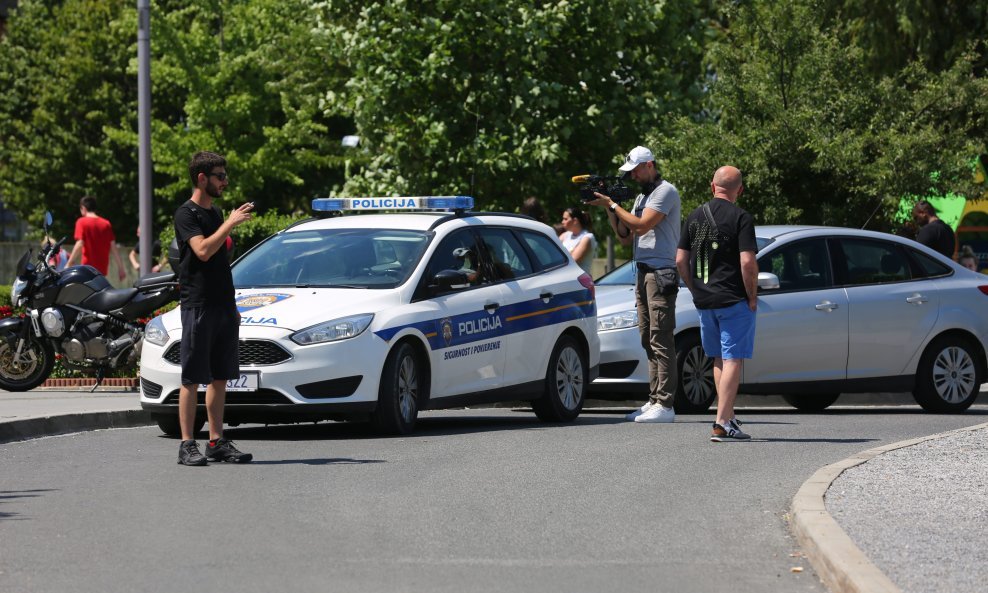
left=571, top=175, right=634, bottom=204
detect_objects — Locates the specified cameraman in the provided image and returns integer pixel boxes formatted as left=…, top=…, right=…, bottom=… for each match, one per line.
left=587, top=146, right=681, bottom=423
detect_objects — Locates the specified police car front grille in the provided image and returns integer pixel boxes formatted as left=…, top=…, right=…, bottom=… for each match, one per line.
left=162, top=340, right=292, bottom=366
left=141, top=377, right=163, bottom=399
left=599, top=360, right=639, bottom=379
left=161, top=389, right=294, bottom=405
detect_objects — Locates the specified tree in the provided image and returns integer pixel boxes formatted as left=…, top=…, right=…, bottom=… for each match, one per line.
left=655, top=1, right=988, bottom=230
left=0, top=0, right=351, bottom=242
left=315, top=0, right=714, bottom=216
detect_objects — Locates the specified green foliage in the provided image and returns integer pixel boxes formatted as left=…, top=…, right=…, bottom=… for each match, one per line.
left=655, top=1, right=988, bottom=230
left=0, top=285, right=11, bottom=307
left=316, top=0, right=712, bottom=216
left=0, top=0, right=349, bottom=239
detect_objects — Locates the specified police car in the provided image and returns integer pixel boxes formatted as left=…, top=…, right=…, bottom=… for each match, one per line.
left=140, top=196, right=599, bottom=435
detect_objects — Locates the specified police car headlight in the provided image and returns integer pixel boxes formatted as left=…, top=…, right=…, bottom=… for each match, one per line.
left=144, top=316, right=170, bottom=347
left=598, top=310, right=638, bottom=331
left=291, top=313, right=374, bottom=345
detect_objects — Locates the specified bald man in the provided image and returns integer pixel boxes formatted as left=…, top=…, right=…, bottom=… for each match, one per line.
left=676, top=166, right=758, bottom=442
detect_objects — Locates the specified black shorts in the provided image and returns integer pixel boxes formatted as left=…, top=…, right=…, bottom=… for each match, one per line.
left=179, top=305, right=240, bottom=385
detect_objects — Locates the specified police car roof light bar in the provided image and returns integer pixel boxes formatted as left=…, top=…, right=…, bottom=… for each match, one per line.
left=311, top=196, right=475, bottom=214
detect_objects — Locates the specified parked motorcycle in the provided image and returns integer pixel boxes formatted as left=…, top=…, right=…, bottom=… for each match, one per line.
left=0, top=212, right=178, bottom=391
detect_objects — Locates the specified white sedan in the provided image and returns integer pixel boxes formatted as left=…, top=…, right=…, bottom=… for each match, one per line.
left=141, top=197, right=599, bottom=435
left=589, top=226, right=988, bottom=413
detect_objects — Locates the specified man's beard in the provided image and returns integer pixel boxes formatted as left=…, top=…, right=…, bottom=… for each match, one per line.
left=205, top=183, right=224, bottom=199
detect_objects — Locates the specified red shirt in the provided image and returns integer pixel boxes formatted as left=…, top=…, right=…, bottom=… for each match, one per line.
left=74, top=215, right=116, bottom=274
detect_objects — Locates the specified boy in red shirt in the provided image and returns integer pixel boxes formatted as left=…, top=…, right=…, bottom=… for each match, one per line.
left=67, top=196, right=126, bottom=282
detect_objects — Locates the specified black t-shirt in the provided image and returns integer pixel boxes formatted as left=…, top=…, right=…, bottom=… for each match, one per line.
left=174, top=200, right=234, bottom=308
left=916, top=219, right=955, bottom=259
left=678, top=198, right=758, bottom=309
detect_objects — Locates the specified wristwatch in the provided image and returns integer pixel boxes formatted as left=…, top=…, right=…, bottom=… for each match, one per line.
left=609, top=202, right=618, bottom=211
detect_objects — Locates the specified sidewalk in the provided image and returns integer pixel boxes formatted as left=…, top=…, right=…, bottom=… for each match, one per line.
left=0, top=388, right=148, bottom=443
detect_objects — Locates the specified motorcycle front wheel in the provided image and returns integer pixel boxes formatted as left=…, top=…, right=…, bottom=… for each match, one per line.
left=0, top=334, right=55, bottom=391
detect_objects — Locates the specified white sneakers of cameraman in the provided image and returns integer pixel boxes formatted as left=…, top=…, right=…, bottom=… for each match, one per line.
left=627, top=402, right=676, bottom=423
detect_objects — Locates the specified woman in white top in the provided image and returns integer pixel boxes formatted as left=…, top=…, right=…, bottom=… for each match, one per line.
left=559, top=206, right=597, bottom=275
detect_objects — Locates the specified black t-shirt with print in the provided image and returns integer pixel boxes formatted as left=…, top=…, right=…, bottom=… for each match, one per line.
left=916, top=219, right=955, bottom=259
left=678, top=198, right=758, bottom=309
left=174, top=200, right=234, bottom=308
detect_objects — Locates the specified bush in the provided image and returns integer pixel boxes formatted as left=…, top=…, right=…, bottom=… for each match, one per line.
left=0, top=285, right=11, bottom=307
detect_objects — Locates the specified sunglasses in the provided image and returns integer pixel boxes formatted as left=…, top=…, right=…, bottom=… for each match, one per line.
left=207, top=172, right=228, bottom=181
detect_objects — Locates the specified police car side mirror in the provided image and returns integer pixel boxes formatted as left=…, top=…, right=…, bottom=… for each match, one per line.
left=757, top=272, right=780, bottom=290
left=431, top=269, right=470, bottom=292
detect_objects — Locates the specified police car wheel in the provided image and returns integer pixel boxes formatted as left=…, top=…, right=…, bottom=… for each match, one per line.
left=532, top=335, right=586, bottom=422
left=372, top=342, right=423, bottom=435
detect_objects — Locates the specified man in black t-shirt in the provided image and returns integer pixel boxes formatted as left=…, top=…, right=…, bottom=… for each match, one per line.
left=912, top=200, right=956, bottom=259
left=676, top=166, right=758, bottom=442
left=173, top=151, right=255, bottom=466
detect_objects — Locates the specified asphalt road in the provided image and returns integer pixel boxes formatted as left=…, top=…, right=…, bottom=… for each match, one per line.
left=2, top=404, right=986, bottom=593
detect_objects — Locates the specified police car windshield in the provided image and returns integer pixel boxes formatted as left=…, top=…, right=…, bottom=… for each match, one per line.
left=233, top=228, right=430, bottom=289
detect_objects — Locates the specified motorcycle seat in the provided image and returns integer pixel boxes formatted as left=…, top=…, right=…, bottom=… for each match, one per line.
left=83, top=288, right=139, bottom=313
left=134, top=271, right=176, bottom=289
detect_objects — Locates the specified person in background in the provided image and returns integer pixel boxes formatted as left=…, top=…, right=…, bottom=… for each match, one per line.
left=129, top=226, right=163, bottom=274
left=67, top=196, right=127, bottom=282
left=912, top=200, right=956, bottom=259
left=520, top=196, right=548, bottom=224
left=958, top=245, right=979, bottom=272
left=43, top=235, right=70, bottom=271
left=559, top=206, right=597, bottom=274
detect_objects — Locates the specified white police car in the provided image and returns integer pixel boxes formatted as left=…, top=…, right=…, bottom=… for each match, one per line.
left=140, top=196, right=599, bottom=435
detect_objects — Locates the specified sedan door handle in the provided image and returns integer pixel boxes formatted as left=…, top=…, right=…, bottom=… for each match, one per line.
left=484, top=302, right=500, bottom=313
left=540, top=291, right=553, bottom=303
left=814, top=301, right=839, bottom=312
left=905, top=294, right=928, bottom=304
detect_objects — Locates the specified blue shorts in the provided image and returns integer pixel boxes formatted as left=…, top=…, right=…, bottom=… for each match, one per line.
left=697, top=300, right=756, bottom=360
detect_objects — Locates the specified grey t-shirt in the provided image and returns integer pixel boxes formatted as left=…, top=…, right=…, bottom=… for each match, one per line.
left=633, top=179, right=681, bottom=269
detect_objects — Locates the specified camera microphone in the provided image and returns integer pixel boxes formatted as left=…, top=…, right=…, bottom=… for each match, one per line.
left=571, top=175, right=591, bottom=184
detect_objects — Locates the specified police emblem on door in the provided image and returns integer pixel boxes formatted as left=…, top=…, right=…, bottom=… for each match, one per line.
left=440, top=317, right=453, bottom=347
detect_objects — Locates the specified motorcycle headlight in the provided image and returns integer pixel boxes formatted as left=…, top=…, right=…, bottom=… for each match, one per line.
left=291, top=313, right=374, bottom=345
left=11, top=278, right=27, bottom=307
left=597, top=310, right=638, bottom=331
left=144, top=315, right=170, bottom=347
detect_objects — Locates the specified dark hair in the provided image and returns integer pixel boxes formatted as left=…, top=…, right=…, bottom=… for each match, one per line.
left=79, top=196, right=97, bottom=212
left=188, top=151, right=226, bottom=185
left=913, top=199, right=937, bottom=216
left=520, top=197, right=547, bottom=223
left=563, top=206, right=592, bottom=232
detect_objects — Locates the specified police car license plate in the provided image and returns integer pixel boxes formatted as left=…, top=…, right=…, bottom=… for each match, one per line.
left=198, top=372, right=258, bottom=392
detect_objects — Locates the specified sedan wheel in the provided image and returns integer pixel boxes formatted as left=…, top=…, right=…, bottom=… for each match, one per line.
left=372, top=342, right=423, bottom=434
left=913, top=335, right=982, bottom=413
left=532, top=335, right=586, bottom=422
left=674, top=332, right=716, bottom=413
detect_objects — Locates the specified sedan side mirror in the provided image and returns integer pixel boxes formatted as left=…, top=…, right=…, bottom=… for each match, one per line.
left=430, top=269, right=470, bottom=292
left=757, top=272, right=780, bottom=290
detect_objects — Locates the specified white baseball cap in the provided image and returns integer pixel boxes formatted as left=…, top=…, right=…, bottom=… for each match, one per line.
left=618, top=146, right=655, bottom=172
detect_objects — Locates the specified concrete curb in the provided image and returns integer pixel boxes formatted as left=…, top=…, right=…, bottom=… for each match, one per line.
left=790, top=421, right=988, bottom=593
left=0, top=410, right=154, bottom=444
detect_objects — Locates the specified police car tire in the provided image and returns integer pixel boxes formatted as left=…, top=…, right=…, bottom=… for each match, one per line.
left=152, top=413, right=205, bottom=438
left=371, top=342, right=422, bottom=435
left=532, top=335, right=587, bottom=422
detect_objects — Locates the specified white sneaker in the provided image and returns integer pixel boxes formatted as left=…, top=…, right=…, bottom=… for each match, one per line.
left=634, top=404, right=676, bottom=423
left=626, top=402, right=653, bottom=421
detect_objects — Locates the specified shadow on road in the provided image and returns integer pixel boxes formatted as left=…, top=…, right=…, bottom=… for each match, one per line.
left=250, top=458, right=386, bottom=466
left=0, top=489, right=58, bottom=521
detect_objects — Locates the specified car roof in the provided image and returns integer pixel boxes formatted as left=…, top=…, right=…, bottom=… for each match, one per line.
left=756, top=225, right=908, bottom=242
left=284, top=212, right=549, bottom=234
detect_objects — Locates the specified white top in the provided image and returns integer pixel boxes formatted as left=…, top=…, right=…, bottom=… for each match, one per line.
left=560, top=230, right=597, bottom=274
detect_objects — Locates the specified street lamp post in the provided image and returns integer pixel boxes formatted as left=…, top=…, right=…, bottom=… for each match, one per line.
left=137, top=0, right=152, bottom=276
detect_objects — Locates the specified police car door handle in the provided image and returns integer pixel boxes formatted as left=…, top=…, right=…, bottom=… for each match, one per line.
left=905, top=294, right=928, bottom=304
left=540, top=291, right=553, bottom=303
left=484, top=302, right=500, bottom=313
left=814, top=301, right=839, bottom=312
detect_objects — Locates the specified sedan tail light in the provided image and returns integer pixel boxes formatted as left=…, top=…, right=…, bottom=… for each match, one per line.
left=578, top=273, right=595, bottom=300
left=979, top=286, right=988, bottom=296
